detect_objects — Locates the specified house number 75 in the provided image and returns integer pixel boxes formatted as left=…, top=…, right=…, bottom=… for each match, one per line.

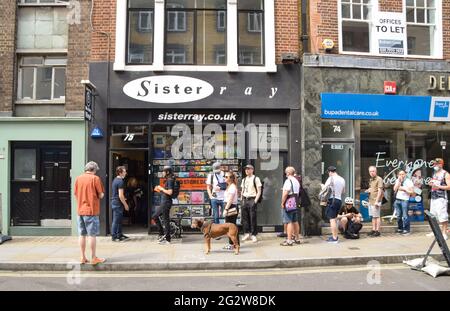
left=124, top=134, right=135, bottom=141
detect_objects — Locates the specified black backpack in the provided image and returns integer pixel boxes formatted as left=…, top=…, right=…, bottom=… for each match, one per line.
left=344, top=221, right=362, bottom=239
left=171, top=178, right=180, bottom=199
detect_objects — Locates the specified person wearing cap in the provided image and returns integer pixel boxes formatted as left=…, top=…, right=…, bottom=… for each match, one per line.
left=337, top=197, right=362, bottom=236
left=427, top=158, right=450, bottom=240
left=393, top=170, right=414, bottom=235
left=365, top=166, right=384, bottom=237
left=240, top=164, right=262, bottom=242
left=206, top=162, right=226, bottom=225
left=323, top=166, right=345, bottom=243
left=154, top=165, right=175, bottom=245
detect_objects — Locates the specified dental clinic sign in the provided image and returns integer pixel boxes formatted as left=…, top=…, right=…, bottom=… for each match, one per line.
left=123, top=75, right=214, bottom=103
left=373, top=12, right=406, bottom=57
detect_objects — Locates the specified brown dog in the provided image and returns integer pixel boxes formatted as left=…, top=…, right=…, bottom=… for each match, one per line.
left=191, top=218, right=240, bottom=255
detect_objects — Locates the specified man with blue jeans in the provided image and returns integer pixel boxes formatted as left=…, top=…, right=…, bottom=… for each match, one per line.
left=111, top=166, right=130, bottom=242
left=393, top=170, right=414, bottom=235
left=206, top=162, right=226, bottom=225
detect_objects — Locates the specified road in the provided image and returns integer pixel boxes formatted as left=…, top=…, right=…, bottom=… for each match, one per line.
left=0, top=264, right=448, bottom=291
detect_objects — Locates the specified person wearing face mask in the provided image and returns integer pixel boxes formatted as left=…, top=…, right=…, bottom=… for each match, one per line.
left=427, top=158, right=450, bottom=240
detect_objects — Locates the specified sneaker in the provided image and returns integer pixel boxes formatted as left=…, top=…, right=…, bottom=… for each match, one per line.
left=280, top=240, right=293, bottom=246
left=120, top=234, right=130, bottom=240
left=326, top=236, right=339, bottom=244
left=396, top=229, right=403, bottom=234
left=251, top=235, right=258, bottom=243
left=401, top=230, right=410, bottom=236
left=367, top=230, right=375, bottom=237
left=293, top=239, right=301, bottom=245
left=91, top=257, right=106, bottom=265
left=277, top=232, right=287, bottom=238
left=158, top=238, right=170, bottom=245
left=373, top=231, right=381, bottom=237
left=118, top=236, right=129, bottom=242
left=444, top=234, right=448, bottom=241
left=223, top=244, right=233, bottom=250
left=426, top=232, right=435, bottom=237
left=111, top=237, right=120, bottom=242
left=157, top=235, right=165, bottom=242
left=242, top=234, right=250, bottom=241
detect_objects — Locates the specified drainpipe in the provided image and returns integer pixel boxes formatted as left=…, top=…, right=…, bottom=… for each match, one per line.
left=301, top=0, right=309, bottom=54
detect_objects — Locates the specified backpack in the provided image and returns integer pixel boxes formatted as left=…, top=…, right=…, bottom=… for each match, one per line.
left=210, top=173, right=227, bottom=191
left=171, top=178, right=180, bottom=199
left=344, top=221, right=362, bottom=239
left=319, top=177, right=334, bottom=206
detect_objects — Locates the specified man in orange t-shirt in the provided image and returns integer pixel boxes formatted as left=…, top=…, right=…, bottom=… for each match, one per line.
left=74, top=161, right=105, bottom=265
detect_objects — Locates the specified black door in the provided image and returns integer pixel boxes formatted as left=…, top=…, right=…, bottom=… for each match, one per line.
left=11, top=146, right=40, bottom=225
left=40, top=146, right=71, bottom=220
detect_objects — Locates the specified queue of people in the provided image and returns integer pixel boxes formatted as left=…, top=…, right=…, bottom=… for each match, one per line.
left=73, top=157, right=449, bottom=263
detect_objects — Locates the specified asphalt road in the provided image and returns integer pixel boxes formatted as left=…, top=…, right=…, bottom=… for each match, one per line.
left=0, top=264, right=449, bottom=291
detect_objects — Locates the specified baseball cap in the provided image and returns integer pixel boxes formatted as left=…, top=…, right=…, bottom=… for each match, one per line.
left=327, top=166, right=337, bottom=172
left=244, top=164, right=254, bottom=170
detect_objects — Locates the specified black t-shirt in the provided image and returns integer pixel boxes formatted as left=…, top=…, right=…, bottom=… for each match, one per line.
left=338, top=206, right=359, bottom=219
left=161, top=178, right=175, bottom=202
left=111, top=177, right=125, bottom=207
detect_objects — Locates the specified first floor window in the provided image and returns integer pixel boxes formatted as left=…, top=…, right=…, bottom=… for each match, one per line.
left=406, top=0, right=437, bottom=56
left=238, top=0, right=264, bottom=65
left=342, top=21, right=370, bottom=52
left=18, top=56, right=66, bottom=101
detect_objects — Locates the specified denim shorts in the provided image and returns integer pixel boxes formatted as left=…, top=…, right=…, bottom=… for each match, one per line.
left=282, top=209, right=298, bottom=224
left=325, top=199, right=341, bottom=220
left=77, top=215, right=100, bottom=236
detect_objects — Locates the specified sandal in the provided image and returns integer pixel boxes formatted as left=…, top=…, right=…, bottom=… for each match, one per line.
left=294, top=239, right=301, bottom=245
left=80, top=257, right=88, bottom=264
left=280, top=240, right=293, bottom=246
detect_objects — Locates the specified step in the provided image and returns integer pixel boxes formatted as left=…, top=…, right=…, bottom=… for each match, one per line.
left=321, top=224, right=431, bottom=235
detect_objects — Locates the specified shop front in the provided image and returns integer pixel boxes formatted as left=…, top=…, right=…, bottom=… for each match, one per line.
left=89, top=65, right=300, bottom=235
left=302, top=55, right=450, bottom=234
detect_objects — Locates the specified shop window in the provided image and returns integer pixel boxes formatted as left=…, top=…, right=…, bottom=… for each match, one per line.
left=238, top=0, right=264, bottom=65
left=340, top=0, right=371, bottom=53
left=14, top=149, right=36, bottom=180
left=406, top=0, right=436, bottom=56
left=165, top=0, right=227, bottom=65
left=18, top=56, right=66, bottom=101
left=127, top=0, right=154, bottom=64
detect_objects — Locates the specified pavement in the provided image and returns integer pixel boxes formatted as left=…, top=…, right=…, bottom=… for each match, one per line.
left=0, top=230, right=448, bottom=271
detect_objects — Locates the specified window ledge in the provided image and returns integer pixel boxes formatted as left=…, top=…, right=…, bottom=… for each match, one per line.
left=18, top=3, right=69, bottom=7
left=340, top=51, right=442, bottom=60
left=15, top=100, right=66, bottom=105
left=114, top=63, right=277, bottom=73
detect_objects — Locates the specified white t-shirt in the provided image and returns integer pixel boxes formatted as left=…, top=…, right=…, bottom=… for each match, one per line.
left=395, top=178, right=414, bottom=201
left=206, top=171, right=225, bottom=201
left=241, top=175, right=262, bottom=198
left=283, top=176, right=300, bottom=195
left=224, top=183, right=238, bottom=205
left=324, top=174, right=345, bottom=201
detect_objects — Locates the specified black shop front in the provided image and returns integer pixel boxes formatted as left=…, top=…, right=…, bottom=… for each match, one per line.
left=88, top=65, right=301, bottom=236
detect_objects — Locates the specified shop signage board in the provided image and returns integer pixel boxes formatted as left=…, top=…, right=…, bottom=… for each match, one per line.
left=373, top=12, right=407, bottom=57
left=321, top=93, right=450, bottom=122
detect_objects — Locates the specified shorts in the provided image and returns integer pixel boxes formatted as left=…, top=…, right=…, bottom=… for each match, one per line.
left=325, top=199, right=341, bottom=220
left=282, top=209, right=298, bottom=224
left=368, top=204, right=381, bottom=218
left=77, top=215, right=100, bottom=237
left=430, top=198, right=449, bottom=223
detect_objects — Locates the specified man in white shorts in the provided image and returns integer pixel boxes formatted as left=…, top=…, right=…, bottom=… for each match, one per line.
left=428, top=158, right=450, bottom=240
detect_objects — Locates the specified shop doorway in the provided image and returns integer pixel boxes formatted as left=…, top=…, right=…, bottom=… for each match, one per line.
left=110, top=150, right=149, bottom=234
left=321, top=143, right=354, bottom=198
